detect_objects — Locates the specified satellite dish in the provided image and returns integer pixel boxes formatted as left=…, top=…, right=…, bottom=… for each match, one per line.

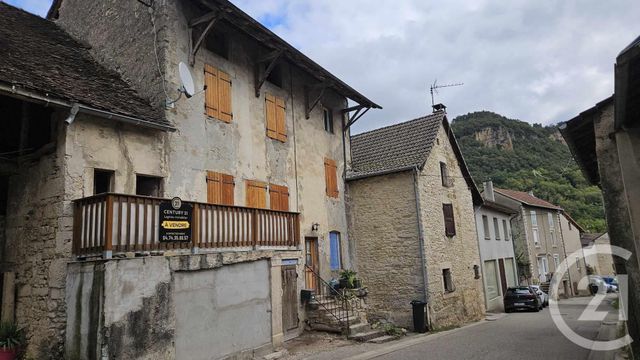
left=178, top=62, right=195, bottom=98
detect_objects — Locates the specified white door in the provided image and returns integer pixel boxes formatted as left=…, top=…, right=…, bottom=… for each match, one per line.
left=538, top=257, right=549, bottom=282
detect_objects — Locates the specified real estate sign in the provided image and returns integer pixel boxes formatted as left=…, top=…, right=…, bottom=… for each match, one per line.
left=159, top=197, right=193, bottom=242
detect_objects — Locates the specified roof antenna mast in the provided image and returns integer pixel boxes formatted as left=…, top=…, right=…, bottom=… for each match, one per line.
left=430, top=79, right=464, bottom=107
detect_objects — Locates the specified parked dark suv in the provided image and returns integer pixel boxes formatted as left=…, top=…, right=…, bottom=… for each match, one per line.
left=504, top=286, right=541, bottom=313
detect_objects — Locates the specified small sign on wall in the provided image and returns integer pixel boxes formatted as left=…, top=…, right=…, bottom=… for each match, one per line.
left=159, top=197, right=193, bottom=242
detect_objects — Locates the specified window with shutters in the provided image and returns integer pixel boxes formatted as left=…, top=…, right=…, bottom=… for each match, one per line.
left=503, top=219, right=510, bottom=241
left=440, top=162, right=452, bottom=187
left=206, top=171, right=234, bottom=206
left=493, top=217, right=501, bottom=240
left=246, top=180, right=267, bottom=209
left=324, top=158, right=339, bottom=198
left=265, top=93, right=287, bottom=142
left=482, top=215, right=490, bottom=240
left=204, top=64, right=233, bottom=123
left=269, top=184, right=289, bottom=211
left=442, top=203, right=456, bottom=237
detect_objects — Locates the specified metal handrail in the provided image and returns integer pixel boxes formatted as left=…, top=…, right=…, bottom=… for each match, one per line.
left=305, top=265, right=352, bottom=334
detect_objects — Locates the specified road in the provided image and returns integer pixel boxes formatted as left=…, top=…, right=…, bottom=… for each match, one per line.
left=371, top=296, right=618, bottom=360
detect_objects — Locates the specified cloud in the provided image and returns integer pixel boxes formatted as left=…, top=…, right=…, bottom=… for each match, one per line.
left=4, top=0, right=52, bottom=17
left=233, top=0, right=640, bottom=133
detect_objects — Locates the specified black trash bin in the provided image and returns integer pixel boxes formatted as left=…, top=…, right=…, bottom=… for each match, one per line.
left=410, top=300, right=428, bottom=333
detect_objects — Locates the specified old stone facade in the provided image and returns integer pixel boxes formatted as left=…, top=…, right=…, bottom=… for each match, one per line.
left=0, top=1, right=378, bottom=358
left=348, top=113, right=485, bottom=329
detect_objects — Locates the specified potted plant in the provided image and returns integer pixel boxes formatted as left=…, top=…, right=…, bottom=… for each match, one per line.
left=339, top=269, right=358, bottom=289
left=0, top=322, right=25, bottom=360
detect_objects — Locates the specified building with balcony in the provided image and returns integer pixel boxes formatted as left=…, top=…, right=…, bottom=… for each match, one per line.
left=0, top=1, right=379, bottom=358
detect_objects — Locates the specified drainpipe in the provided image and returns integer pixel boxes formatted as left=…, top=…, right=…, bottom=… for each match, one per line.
left=412, top=167, right=429, bottom=303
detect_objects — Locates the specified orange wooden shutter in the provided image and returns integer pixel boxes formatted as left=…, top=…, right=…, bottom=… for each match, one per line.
left=269, top=184, right=289, bottom=211
left=276, top=97, right=287, bottom=142
left=246, top=180, right=267, bottom=209
left=220, top=174, right=235, bottom=205
left=207, top=171, right=234, bottom=205
left=265, top=94, right=277, bottom=139
left=324, top=158, right=339, bottom=198
left=218, top=70, right=233, bottom=122
left=204, top=65, right=219, bottom=119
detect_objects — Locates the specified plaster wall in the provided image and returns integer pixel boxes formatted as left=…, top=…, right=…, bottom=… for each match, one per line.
left=418, top=122, right=485, bottom=328
left=347, top=171, right=424, bottom=327
left=559, top=214, right=589, bottom=295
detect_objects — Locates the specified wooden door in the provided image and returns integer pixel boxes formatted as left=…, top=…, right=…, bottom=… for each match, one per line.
left=498, top=258, right=508, bottom=295
left=281, top=265, right=298, bottom=331
left=305, top=237, right=319, bottom=290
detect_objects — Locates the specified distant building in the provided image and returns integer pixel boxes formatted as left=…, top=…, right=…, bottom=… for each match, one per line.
left=347, top=108, right=485, bottom=329
left=559, top=212, right=589, bottom=295
left=475, top=181, right=518, bottom=312
left=581, top=233, right=616, bottom=277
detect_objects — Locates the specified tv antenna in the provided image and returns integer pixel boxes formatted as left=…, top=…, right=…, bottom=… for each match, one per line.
left=166, top=62, right=206, bottom=109
left=430, top=79, right=463, bottom=107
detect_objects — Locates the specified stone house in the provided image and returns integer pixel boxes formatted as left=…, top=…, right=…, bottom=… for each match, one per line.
left=347, top=107, right=486, bottom=329
left=492, top=188, right=575, bottom=296
left=475, top=181, right=518, bottom=312
left=581, top=233, right=616, bottom=277
left=0, top=1, right=379, bottom=358
left=559, top=211, right=589, bottom=295
left=559, top=36, right=640, bottom=353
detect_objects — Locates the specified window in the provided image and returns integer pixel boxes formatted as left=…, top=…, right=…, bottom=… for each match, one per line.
left=553, top=254, right=560, bottom=269
left=532, top=228, right=539, bottom=246
left=568, top=222, right=572, bottom=231
left=266, top=93, right=286, bottom=142
left=548, top=213, right=554, bottom=229
left=484, top=261, right=499, bottom=299
left=442, top=204, right=456, bottom=237
left=246, top=180, right=267, bottom=208
left=136, top=175, right=162, bottom=197
left=93, top=169, right=114, bottom=195
left=323, top=108, right=334, bottom=134
left=482, top=215, right=490, bottom=240
left=205, top=31, right=229, bottom=59
left=324, top=158, right=339, bottom=198
left=493, top=217, right=501, bottom=240
left=440, top=162, right=451, bottom=187
left=551, top=230, right=557, bottom=247
left=502, top=219, right=509, bottom=241
left=530, top=210, right=537, bottom=227
left=442, top=268, right=454, bottom=292
left=204, top=64, right=233, bottom=123
left=329, top=231, right=341, bottom=270
left=269, top=184, right=289, bottom=211
left=576, top=256, right=581, bottom=270
left=206, top=171, right=234, bottom=205
left=266, top=64, right=283, bottom=88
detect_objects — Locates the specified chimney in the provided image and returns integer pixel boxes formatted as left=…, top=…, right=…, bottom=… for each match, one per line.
left=528, top=190, right=535, bottom=197
left=432, top=103, right=447, bottom=113
left=483, top=181, right=495, bottom=202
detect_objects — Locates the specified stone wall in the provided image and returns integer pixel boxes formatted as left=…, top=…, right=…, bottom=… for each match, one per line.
left=347, top=171, right=424, bottom=327
left=2, top=114, right=69, bottom=358
left=418, top=121, right=485, bottom=328
left=66, top=251, right=300, bottom=360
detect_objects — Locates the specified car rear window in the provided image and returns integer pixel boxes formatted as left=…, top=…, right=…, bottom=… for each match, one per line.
left=507, top=288, right=531, bottom=295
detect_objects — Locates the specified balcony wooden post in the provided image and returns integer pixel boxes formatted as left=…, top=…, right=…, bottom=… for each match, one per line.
left=72, top=201, right=82, bottom=256
left=192, top=203, right=200, bottom=254
left=252, top=209, right=259, bottom=249
left=103, top=195, right=114, bottom=259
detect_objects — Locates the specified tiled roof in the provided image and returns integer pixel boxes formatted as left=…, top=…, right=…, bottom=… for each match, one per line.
left=349, top=112, right=444, bottom=178
left=580, top=233, right=605, bottom=247
left=494, top=188, right=562, bottom=210
left=0, top=3, right=168, bottom=127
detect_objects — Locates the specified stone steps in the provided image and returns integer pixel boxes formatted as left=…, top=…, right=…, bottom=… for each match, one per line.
left=349, top=329, right=386, bottom=342
left=368, top=335, right=398, bottom=344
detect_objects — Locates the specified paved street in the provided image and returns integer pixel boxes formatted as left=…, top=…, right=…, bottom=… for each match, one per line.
left=297, top=296, right=622, bottom=360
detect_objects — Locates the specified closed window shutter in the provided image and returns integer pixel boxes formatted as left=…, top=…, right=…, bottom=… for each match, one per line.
left=276, top=96, right=287, bottom=142
left=204, top=64, right=232, bottom=123
left=269, top=184, right=289, bottom=211
left=246, top=180, right=267, bottom=209
left=265, top=94, right=277, bottom=139
left=443, top=204, right=456, bottom=236
left=204, top=65, right=219, bottom=118
left=207, top=171, right=234, bottom=205
left=324, top=158, right=339, bottom=198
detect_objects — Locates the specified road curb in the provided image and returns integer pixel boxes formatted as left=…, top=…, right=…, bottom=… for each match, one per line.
left=586, top=314, right=623, bottom=360
left=342, top=318, right=492, bottom=360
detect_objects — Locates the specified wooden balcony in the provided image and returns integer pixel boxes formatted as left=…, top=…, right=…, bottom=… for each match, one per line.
left=72, top=193, right=301, bottom=258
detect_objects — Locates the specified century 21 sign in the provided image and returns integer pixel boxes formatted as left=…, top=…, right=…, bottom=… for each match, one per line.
left=159, top=197, right=193, bottom=242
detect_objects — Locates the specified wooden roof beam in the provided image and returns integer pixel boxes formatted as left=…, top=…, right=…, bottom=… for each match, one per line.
left=344, top=106, right=370, bottom=129
left=188, top=12, right=221, bottom=66
left=254, top=49, right=284, bottom=97
left=304, top=82, right=331, bottom=119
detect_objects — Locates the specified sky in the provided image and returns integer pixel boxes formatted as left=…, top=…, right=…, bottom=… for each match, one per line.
left=7, top=0, right=640, bottom=134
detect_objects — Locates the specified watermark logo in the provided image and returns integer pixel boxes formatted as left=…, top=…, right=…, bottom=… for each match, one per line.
left=549, top=244, right=632, bottom=351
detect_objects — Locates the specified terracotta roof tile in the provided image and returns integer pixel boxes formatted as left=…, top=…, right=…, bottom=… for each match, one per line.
left=494, top=188, right=562, bottom=210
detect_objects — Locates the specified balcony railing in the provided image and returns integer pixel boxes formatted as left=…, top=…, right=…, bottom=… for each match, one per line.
left=72, top=193, right=301, bottom=258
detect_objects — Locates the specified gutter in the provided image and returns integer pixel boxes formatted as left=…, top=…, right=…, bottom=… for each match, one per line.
left=0, top=83, right=176, bottom=132
left=412, top=167, right=430, bottom=305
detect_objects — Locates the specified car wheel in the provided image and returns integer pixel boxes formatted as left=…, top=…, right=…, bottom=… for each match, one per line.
left=534, top=307, right=540, bottom=312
